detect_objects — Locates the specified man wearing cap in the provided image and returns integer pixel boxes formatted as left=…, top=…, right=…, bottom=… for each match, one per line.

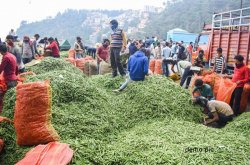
left=45, top=37, right=60, bottom=58
left=109, top=19, right=126, bottom=77
left=193, top=96, right=234, bottom=127
left=74, top=36, right=84, bottom=59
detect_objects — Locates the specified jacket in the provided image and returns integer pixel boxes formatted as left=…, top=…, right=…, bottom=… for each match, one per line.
left=128, top=50, right=148, bottom=81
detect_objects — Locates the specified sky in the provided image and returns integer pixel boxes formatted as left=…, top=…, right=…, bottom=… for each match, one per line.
left=0, top=0, right=164, bottom=39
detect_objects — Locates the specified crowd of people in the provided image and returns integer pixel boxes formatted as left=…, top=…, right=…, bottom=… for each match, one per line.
left=0, top=20, right=249, bottom=128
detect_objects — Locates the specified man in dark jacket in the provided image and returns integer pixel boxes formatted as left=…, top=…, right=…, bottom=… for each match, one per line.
left=113, top=41, right=148, bottom=92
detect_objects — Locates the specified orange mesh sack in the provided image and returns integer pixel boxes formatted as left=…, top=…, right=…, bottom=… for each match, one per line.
left=64, top=58, right=76, bottom=66
left=240, top=83, right=250, bottom=113
left=75, top=58, right=86, bottom=71
left=154, top=59, right=162, bottom=75
left=14, top=81, right=60, bottom=146
left=68, top=49, right=75, bottom=58
left=212, top=75, right=222, bottom=98
left=149, top=59, right=156, bottom=73
left=216, top=78, right=237, bottom=104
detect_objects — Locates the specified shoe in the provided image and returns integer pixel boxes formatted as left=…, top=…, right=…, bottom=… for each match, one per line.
left=113, top=89, right=121, bottom=93
left=112, top=75, right=117, bottom=78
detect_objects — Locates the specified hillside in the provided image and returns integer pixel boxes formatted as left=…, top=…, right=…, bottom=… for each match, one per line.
left=144, top=0, right=250, bottom=37
left=16, top=0, right=250, bottom=46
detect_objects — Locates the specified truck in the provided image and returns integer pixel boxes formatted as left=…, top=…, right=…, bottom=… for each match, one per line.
left=192, top=7, right=250, bottom=71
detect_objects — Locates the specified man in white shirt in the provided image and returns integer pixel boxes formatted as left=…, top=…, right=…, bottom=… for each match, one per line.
left=162, top=42, right=172, bottom=77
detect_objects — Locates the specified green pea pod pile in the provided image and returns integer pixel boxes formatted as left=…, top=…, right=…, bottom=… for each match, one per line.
left=0, top=57, right=249, bottom=164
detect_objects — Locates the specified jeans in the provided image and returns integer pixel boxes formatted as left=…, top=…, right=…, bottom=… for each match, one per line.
left=23, top=58, right=32, bottom=64
left=162, top=59, right=170, bottom=77
left=75, top=53, right=82, bottom=59
left=119, top=75, right=133, bottom=91
left=110, top=47, right=125, bottom=76
left=217, top=114, right=234, bottom=127
left=180, top=66, right=193, bottom=88
left=230, top=87, right=243, bottom=115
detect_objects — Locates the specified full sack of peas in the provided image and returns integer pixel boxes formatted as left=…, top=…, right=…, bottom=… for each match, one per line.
left=14, top=81, right=60, bottom=146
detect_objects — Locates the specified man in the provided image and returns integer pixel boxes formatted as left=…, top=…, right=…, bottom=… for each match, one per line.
left=109, top=19, right=126, bottom=77
left=180, top=50, right=204, bottom=88
left=0, top=44, right=18, bottom=113
left=33, top=34, right=41, bottom=56
left=45, top=37, right=60, bottom=58
left=226, top=55, right=249, bottom=116
left=187, top=42, right=193, bottom=62
left=193, top=96, right=234, bottom=127
left=213, top=47, right=226, bottom=74
left=161, top=42, right=172, bottom=77
left=177, top=42, right=187, bottom=61
left=128, top=40, right=137, bottom=56
left=5, top=35, right=25, bottom=73
left=22, top=36, right=34, bottom=64
left=97, top=39, right=110, bottom=74
left=74, top=36, right=84, bottom=59
left=113, top=41, right=148, bottom=92
left=193, top=79, right=214, bottom=100
left=154, top=42, right=161, bottom=59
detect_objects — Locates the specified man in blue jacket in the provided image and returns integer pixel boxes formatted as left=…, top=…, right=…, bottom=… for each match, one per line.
left=113, top=41, right=149, bottom=92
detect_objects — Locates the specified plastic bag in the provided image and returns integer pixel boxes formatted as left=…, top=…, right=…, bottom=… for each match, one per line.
left=216, top=78, right=237, bottom=104
left=14, top=81, right=60, bottom=146
left=15, top=142, right=73, bottom=165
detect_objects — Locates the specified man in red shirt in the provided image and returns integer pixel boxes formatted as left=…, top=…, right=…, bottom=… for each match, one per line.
left=226, top=55, right=249, bottom=115
left=0, top=43, right=18, bottom=89
left=45, top=37, right=60, bottom=58
left=97, top=39, right=110, bottom=74
left=0, top=43, right=18, bottom=113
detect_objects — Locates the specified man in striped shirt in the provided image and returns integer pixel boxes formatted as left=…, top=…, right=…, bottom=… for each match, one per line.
left=213, top=47, right=226, bottom=74
left=110, top=19, right=127, bottom=77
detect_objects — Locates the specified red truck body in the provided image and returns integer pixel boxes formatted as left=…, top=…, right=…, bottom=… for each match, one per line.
left=192, top=7, right=250, bottom=69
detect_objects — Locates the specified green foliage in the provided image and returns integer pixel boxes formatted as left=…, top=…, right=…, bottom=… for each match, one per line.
left=0, top=42, right=249, bottom=164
